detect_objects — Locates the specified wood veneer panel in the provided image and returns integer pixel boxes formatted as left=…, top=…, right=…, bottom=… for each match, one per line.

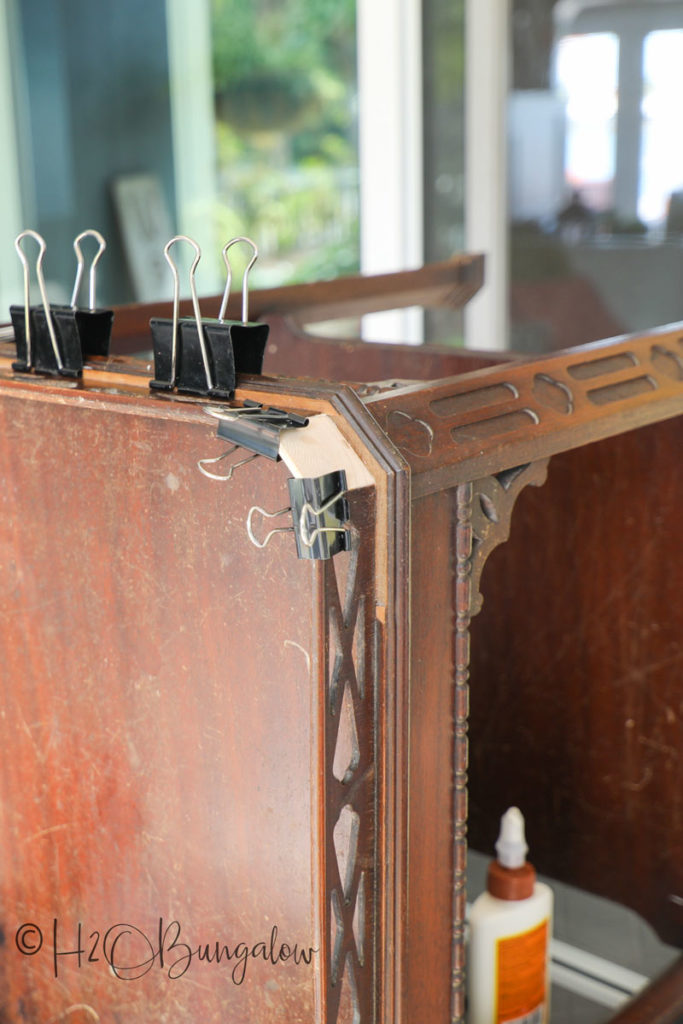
left=0, top=392, right=324, bottom=1021
left=0, top=366, right=409, bottom=1024
left=403, top=488, right=459, bottom=1021
left=4, top=289, right=683, bottom=1021
left=468, top=419, right=683, bottom=948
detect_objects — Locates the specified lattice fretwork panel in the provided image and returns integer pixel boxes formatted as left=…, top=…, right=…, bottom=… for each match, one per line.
left=323, top=487, right=377, bottom=1024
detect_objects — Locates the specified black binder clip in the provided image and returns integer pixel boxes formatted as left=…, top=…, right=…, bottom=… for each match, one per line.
left=56, top=229, right=113, bottom=358
left=246, top=470, right=351, bottom=561
left=218, top=237, right=269, bottom=378
left=10, top=229, right=112, bottom=378
left=10, top=229, right=81, bottom=377
left=213, top=402, right=309, bottom=459
left=197, top=402, right=309, bottom=480
left=149, top=235, right=269, bottom=399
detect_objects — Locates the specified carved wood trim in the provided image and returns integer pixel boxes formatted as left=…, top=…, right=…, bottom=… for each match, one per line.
left=451, top=482, right=473, bottom=1024
left=323, top=490, right=378, bottom=1024
left=367, top=326, right=683, bottom=496
left=450, top=459, right=549, bottom=1023
left=469, top=460, right=550, bottom=616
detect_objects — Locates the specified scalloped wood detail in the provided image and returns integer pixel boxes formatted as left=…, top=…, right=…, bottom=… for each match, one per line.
left=470, top=461, right=550, bottom=617
left=367, top=325, right=683, bottom=497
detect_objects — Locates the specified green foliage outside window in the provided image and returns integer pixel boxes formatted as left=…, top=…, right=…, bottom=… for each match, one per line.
left=211, top=0, right=359, bottom=285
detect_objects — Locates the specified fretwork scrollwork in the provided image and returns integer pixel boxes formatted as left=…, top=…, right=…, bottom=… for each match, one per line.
left=450, top=458, right=549, bottom=1023
left=469, top=460, right=550, bottom=617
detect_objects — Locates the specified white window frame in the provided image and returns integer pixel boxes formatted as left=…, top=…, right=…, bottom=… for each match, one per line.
left=4, top=1, right=508, bottom=348
left=356, top=0, right=512, bottom=350
left=167, top=0, right=427, bottom=333
left=463, top=0, right=683, bottom=354
left=554, top=1, right=683, bottom=222
left=165, top=0, right=221, bottom=294
left=356, top=0, right=425, bottom=342
left=464, top=0, right=511, bottom=351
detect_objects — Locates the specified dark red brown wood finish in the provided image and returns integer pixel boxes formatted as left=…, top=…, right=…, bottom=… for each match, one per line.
left=320, top=490, right=378, bottom=1024
left=365, top=324, right=683, bottom=496
left=360, top=319, right=683, bottom=1017
left=402, top=488, right=464, bottom=1023
left=2, top=253, right=683, bottom=1024
left=468, top=417, right=683, bottom=948
left=108, top=254, right=485, bottom=354
left=0, top=387, right=324, bottom=1022
left=105, top=252, right=502, bottom=388
left=0, top=366, right=409, bottom=1024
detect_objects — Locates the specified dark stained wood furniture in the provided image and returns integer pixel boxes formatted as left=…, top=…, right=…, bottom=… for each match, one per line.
left=1, top=257, right=682, bottom=1023
left=108, top=255, right=486, bottom=359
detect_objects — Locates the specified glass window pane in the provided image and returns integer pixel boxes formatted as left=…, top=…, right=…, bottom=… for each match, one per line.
left=639, top=29, right=683, bottom=226
left=211, top=0, right=359, bottom=287
left=509, top=5, right=683, bottom=356
left=554, top=32, right=619, bottom=211
left=422, top=0, right=466, bottom=343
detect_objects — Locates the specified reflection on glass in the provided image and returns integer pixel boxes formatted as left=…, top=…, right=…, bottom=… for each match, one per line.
left=211, top=0, right=359, bottom=287
left=639, top=29, right=683, bottom=226
left=555, top=32, right=619, bottom=211
left=422, top=0, right=466, bottom=344
left=8, top=2, right=359, bottom=305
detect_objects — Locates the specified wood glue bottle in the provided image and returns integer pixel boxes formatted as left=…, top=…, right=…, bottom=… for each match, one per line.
left=467, top=807, right=553, bottom=1024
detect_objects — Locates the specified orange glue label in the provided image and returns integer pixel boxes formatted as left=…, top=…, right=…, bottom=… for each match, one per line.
left=495, top=919, right=548, bottom=1024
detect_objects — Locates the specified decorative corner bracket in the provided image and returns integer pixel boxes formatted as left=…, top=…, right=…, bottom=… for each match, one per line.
left=468, top=459, right=550, bottom=618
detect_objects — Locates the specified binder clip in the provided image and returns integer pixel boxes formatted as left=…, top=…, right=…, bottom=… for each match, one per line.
left=197, top=402, right=309, bottom=480
left=149, top=235, right=269, bottom=399
left=10, top=230, right=81, bottom=377
left=218, top=237, right=269, bottom=377
left=10, top=229, right=112, bottom=378
left=56, top=229, right=113, bottom=358
left=247, top=470, right=351, bottom=561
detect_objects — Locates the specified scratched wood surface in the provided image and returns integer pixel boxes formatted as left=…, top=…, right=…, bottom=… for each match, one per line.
left=467, top=418, right=683, bottom=949
left=0, top=345, right=482, bottom=1024
left=3, top=244, right=683, bottom=1023
left=0, top=389, right=326, bottom=1023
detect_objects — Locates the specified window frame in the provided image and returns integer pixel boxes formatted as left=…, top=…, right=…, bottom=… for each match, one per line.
left=554, top=1, right=683, bottom=223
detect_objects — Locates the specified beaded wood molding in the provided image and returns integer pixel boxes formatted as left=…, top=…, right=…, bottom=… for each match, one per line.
left=449, top=462, right=549, bottom=1024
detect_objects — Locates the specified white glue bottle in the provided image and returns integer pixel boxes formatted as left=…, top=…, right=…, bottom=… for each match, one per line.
left=467, top=807, right=553, bottom=1024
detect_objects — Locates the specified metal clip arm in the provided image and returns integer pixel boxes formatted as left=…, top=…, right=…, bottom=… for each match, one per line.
left=246, top=505, right=293, bottom=549
left=11, top=229, right=63, bottom=374
left=245, top=471, right=350, bottom=561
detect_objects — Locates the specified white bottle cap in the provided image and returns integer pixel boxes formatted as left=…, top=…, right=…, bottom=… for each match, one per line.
left=495, top=806, right=529, bottom=869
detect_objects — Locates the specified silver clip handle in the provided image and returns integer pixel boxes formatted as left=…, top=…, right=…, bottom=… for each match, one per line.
left=218, top=236, right=258, bottom=324
left=14, top=229, right=62, bottom=371
left=197, top=445, right=259, bottom=481
left=164, top=235, right=213, bottom=391
left=299, top=492, right=349, bottom=549
left=246, top=505, right=292, bottom=549
left=71, top=229, right=106, bottom=310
